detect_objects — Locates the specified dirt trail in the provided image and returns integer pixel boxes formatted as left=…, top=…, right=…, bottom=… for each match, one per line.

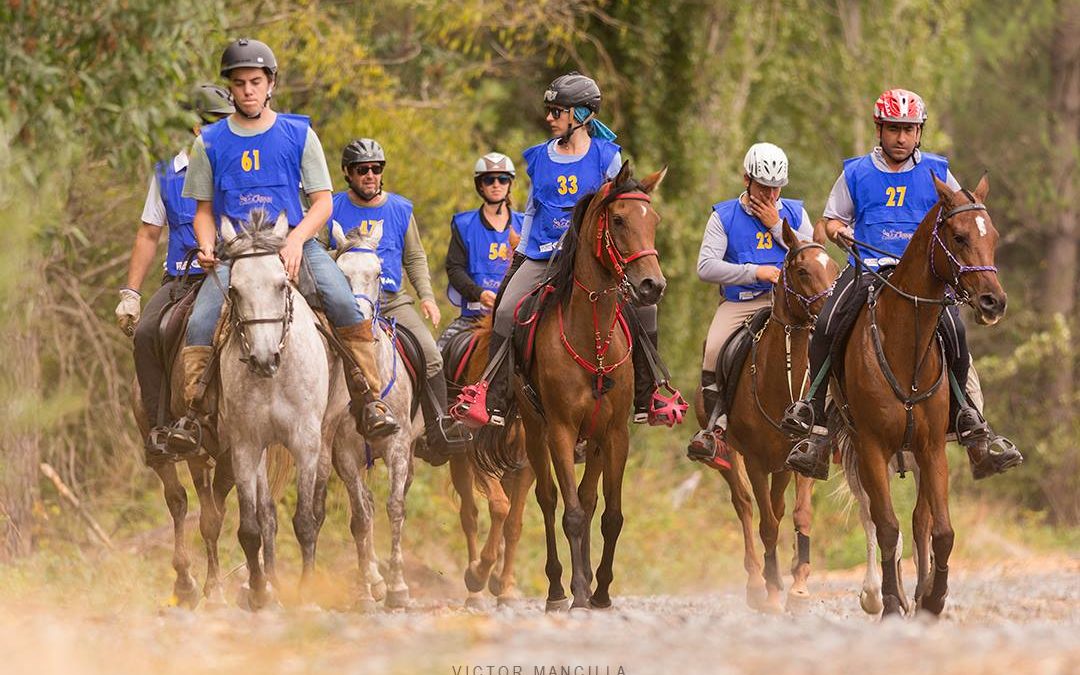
left=1, top=557, right=1076, bottom=674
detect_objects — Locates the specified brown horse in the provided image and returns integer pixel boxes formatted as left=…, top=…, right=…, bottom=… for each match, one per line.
left=696, top=223, right=839, bottom=613
left=446, top=316, right=536, bottom=608
left=477, top=162, right=668, bottom=611
left=836, top=175, right=1006, bottom=617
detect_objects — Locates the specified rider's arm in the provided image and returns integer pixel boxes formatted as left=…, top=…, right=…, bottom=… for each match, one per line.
left=402, top=216, right=436, bottom=302
left=821, top=173, right=856, bottom=244
left=287, top=128, right=335, bottom=243
left=697, top=211, right=764, bottom=286
left=515, top=184, right=537, bottom=256
left=445, top=222, right=484, bottom=302
left=124, top=174, right=166, bottom=291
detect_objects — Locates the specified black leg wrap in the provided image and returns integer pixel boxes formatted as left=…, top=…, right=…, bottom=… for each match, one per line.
left=797, top=531, right=811, bottom=566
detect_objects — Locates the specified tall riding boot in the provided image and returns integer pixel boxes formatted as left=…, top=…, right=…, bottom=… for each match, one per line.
left=781, top=365, right=832, bottom=480
left=164, top=345, right=214, bottom=458
left=418, top=372, right=471, bottom=466
left=632, top=332, right=657, bottom=424
left=686, top=370, right=732, bottom=470
left=339, top=321, right=400, bottom=439
left=484, top=333, right=514, bottom=426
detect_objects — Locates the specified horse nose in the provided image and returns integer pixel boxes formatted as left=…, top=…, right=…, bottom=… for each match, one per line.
left=978, top=292, right=1006, bottom=318
left=637, top=277, right=665, bottom=305
left=250, top=353, right=280, bottom=378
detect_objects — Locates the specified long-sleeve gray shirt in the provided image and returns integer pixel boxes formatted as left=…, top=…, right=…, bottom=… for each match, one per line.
left=697, top=194, right=814, bottom=287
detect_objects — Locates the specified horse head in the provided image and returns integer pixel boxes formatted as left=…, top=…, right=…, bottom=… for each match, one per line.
left=594, top=160, right=668, bottom=306
left=780, top=220, right=839, bottom=322
left=931, top=175, right=1007, bottom=325
left=220, top=209, right=292, bottom=377
left=332, top=218, right=384, bottom=319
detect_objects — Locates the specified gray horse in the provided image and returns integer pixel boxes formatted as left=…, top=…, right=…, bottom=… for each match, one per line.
left=327, top=219, right=421, bottom=610
left=218, top=210, right=332, bottom=610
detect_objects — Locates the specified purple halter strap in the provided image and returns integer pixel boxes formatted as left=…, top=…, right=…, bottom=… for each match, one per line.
left=929, top=195, right=998, bottom=291
left=780, top=241, right=834, bottom=318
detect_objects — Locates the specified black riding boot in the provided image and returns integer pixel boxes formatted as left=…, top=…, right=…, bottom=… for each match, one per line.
left=781, top=361, right=832, bottom=480
left=632, top=331, right=659, bottom=423
left=955, top=403, right=1024, bottom=480
left=484, top=333, right=514, bottom=426
left=417, top=372, right=471, bottom=466
left=687, top=370, right=728, bottom=465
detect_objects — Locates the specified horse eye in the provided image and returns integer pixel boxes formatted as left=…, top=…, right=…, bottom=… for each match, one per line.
left=612, top=215, right=626, bottom=227
left=953, top=234, right=967, bottom=246
left=797, top=267, right=810, bottom=278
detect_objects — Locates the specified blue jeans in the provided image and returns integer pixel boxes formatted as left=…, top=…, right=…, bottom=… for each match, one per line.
left=186, top=238, right=364, bottom=346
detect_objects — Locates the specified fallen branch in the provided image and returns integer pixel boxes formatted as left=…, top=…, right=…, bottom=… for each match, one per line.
left=39, top=463, right=114, bottom=550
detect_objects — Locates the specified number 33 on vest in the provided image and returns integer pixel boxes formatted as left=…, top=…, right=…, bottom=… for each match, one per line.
left=557, top=174, right=578, bottom=195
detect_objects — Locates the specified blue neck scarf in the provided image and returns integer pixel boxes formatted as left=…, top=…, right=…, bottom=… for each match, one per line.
left=574, top=106, right=617, bottom=141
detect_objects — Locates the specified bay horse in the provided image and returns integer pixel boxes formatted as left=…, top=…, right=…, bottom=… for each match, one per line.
left=217, top=210, right=332, bottom=610
left=835, top=175, right=1006, bottom=617
left=330, top=219, right=422, bottom=610
left=478, top=161, right=668, bottom=611
left=444, top=316, right=535, bottom=608
left=696, top=222, right=839, bottom=612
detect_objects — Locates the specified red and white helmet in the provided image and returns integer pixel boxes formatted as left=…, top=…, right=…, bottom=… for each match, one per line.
left=874, top=88, right=928, bottom=125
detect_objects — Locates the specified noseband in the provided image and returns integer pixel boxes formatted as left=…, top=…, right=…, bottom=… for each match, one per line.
left=930, top=190, right=998, bottom=299
left=225, top=249, right=295, bottom=364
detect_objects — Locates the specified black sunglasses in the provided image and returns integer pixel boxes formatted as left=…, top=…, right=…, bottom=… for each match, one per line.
left=480, top=174, right=512, bottom=186
left=545, top=106, right=570, bottom=120
left=349, top=164, right=384, bottom=176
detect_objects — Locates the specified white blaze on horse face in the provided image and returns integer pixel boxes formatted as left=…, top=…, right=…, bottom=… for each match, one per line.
left=975, top=215, right=988, bottom=237
left=638, top=203, right=648, bottom=218
left=816, top=251, right=830, bottom=270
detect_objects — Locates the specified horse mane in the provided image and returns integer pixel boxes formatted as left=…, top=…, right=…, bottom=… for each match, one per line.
left=546, top=177, right=647, bottom=309
left=222, top=208, right=287, bottom=258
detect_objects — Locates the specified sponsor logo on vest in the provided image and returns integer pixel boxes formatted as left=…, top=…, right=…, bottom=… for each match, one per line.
left=239, top=192, right=274, bottom=206
left=881, top=229, right=913, bottom=241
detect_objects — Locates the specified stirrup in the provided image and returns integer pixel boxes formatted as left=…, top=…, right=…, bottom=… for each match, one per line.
left=955, top=406, right=991, bottom=445
left=646, top=383, right=689, bottom=428
left=780, top=400, right=817, bottom=438
left=354, top=399, right=399, bottom=439
left=687, top=429, right=732, bottom=470
left=450, top=381, right=491, bottom=429
left=145, top=426, right=173, bottom=466
left=165, top=415, right=202, bottom=457
left=970, top=435, right=1024, bottom=480
left=785, top=433, right=830, bottom=480
left=430, top=416, right=472, bottom=454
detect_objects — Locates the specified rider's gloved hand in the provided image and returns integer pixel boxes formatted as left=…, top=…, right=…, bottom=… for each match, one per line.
left=115, top=288, right=142, bottom=337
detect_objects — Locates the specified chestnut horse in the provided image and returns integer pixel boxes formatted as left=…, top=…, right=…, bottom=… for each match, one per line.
left=697, top=223, right=839, bottom=612
left=445, top=316, right=536, bottom=608
left=836, top=175, right=1006, bottom=617
left=479, top=162, right=668, bottom=611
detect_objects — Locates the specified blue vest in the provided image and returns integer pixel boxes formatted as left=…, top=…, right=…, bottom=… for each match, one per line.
left=448, top=209, right=524, bottom=317
left=713, top=198, right=804, bottom=301
left=155, top=158, right=203, bottom=277
left=201, top=114, right=309, bottom=228
left=330, top=192, right=414, bottom=293
left=520, top=138, right=621, bottom=260
left=843, top=152, right=949, bottom=269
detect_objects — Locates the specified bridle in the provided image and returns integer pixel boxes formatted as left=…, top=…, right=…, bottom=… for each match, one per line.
left=593, top=182, right=658, bottom=281
left=929, top=191, right=997, bottom=304
left=779, top=241, right=834, bottom=323
left=219, top=248, right=295, bottom=365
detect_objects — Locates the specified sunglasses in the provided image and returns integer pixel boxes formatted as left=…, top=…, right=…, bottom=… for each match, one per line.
left=545, top=106, right=570, bottom=120
left=349, top=164, right=384, bottom=176
left=480, top=174, right=512, bottom=186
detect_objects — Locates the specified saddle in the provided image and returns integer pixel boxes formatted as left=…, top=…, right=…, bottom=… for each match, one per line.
left=441, top=326, right=484, bottom=395
left=383, top=319, right=424, bottom=419
left=156, top=280, right=203, bottom=421
left=509, top=282, right=557, bottom=414
left=710, top=307, right=772, bottom=416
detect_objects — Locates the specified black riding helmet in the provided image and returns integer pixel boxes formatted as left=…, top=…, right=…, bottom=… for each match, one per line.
left=341, top=138, right=386, bottom=169
left=543, top=71, right=601, bottom=114
left=220, top=38, right=278, bottom=78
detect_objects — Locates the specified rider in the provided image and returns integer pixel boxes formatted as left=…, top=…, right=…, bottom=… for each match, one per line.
left=166, top=39, right=398, bottom=456
left=686, top=143, right=814, bottom=470
left=330, top=138, right=470, bottom=463
left=451, top=72, right=678, bottom=428
left=437, top=152, right=524, bottom=350
left=780, top=88, right=1024, bottom=480
left=117, top=83, right=234, bottom=464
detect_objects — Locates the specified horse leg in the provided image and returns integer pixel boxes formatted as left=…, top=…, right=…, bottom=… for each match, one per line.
left=857, top=444, right=905, bottom=617
left=746, top=463, right=784, bottom=613
left=525, top=424, right=565, bottom=611
left=201, top=452, right=234, bottom=604
left=912, top=468, right=933, bottom=612
left=577, top=446, right=604, bottom=593
left=291, top=441, right=321, bottom=603
left=589, top=427, right=628, bottom=610
left=495, top=464, right=534, bottom=606
left=788, top=473, right=814, bottom=606
left=847, top=455, right=884, bottom=615
left=256, top=456, right=280, bottom=595
left=152, top=462, right=198, bottom=608
left=450, top=455, right=484, bottom=601
left=232, top=446, right=269, bottom=611
left=720, top=454, right=766, bottom=609
left=332, top=440, right=378, bottom=611
left=473, top=471, right=511, bottom=603
left=548, top=422, right=591, bottom=609
left=383, top=438, right=412, bottom=609
left=917, top=447, right=954, bottom=616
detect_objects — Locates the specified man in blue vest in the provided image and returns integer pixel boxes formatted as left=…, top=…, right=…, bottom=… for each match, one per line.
left=330, top=138, right=470, bottom=463
left=165, top=39, right=398, bottom=456
left=781, top=88, right=1023, bottom=480
left=451, top=72, right=676, bottom=429
left=686, top=143, right=814, bottom=470
left=116, top=84, right=234, bottom=464
left=438, top=152, right=524, bottom=350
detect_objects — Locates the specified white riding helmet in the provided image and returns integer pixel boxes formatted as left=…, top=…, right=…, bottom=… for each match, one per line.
left=474, top=152, right=516, bottom=177
left=743, top=142, right=789, bottom=188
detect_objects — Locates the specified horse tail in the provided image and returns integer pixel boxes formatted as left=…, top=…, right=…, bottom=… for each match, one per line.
left=267, top=443, right=294, bottom=502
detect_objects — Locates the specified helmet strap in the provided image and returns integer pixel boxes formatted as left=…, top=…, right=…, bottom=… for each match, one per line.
left=558, top=108, right=592, bottom=146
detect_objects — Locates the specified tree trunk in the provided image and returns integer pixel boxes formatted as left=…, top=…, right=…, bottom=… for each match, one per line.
left=0, top=328, right=41, bottom=560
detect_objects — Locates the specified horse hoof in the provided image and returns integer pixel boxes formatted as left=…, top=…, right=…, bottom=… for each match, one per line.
left=385, top=588, right=411, bottom=609
left=917, top=595, right=947, bottom=617
left=496, top=595, right=525, bottom=609
left=785, top=589, right=810, bottom=613
left=860, top=589, right=884, bottom=615
left=545, top=597, right=570, bottom=613
left=746, top=585, right=769, bottom=611
left=464, top=595, right=488, bottom=611
left=881, top=595, right=904, bottom=618
left=371, top=579, right=387, bottom=602
left=355, top=597, right=379, bottom=614
left=487, top=574, right=504, bottom=597
left=588, top=596, right=612, bottom=610
left=464, top=565, right=487, bottom=594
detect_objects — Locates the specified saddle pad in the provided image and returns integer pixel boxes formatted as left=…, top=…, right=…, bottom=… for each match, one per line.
left=441, top=327, right=482, bottom=391
left=712, top=306, right=771, bottom=415
left=159, top=281, right=202, bottom=384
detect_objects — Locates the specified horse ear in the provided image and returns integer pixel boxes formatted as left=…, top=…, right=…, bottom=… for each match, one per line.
left=640, top=165, right=669, bottom=194
left=331, top=220, right=347, bottom=251
left=614, top=159, right=633, bottom=186
left=932, top=174, right=954, bottom=205
left=973, top=173, right=990, bottom=202
left=781, top=218, right=799, bottom=250
left=220, top=215, right=237, bottom=242
left=364, top=219, right=384, bottom=249
left=272, top=210, right=289, bottom=240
